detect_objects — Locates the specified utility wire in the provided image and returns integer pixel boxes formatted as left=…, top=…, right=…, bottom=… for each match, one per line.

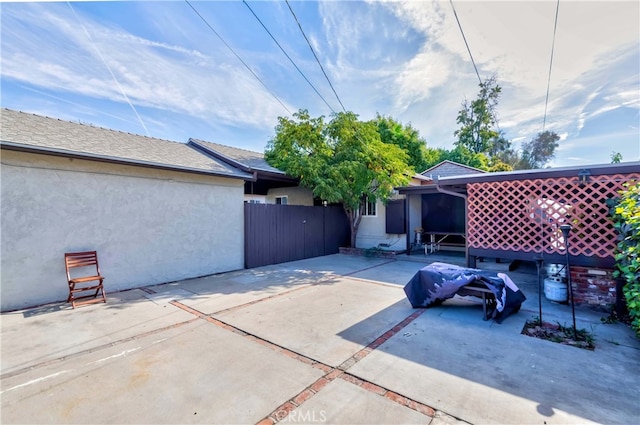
left=285, top=0, right=346, bottom=112
left=542, top=0, right=560, bottom=132
left=449, top=0, right=482, bottom=85
left=449, top=0, right=502, bottom=135
left=67, top=2, right=150, bottom=136
left=185, top=0, right=291, bottom=115
left=242, top=0, right=335, bottom=113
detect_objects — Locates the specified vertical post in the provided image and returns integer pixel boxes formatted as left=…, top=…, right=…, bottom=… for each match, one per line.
left=405, top=196, right=411, bottom=255
left=560, top=224, right=577, bottom=338
left=535, top=256, right=544, bottom=324
left=323, top=203, right=326, bottom=256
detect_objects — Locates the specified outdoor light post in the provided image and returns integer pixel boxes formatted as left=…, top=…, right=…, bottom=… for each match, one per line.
left=534, top=256, right=544, bottom=324
left=560, top=224, right=577, bottom=338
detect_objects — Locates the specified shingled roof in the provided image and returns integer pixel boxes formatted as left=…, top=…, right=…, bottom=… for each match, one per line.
left=0, top=109, right=251, bottom=180
left=188, top=138, right=286, bottom=176
left=420, top=160, right=486, bottom=178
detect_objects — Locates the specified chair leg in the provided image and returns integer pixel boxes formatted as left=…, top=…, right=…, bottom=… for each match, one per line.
left=482, top=292, right=488, bottom=320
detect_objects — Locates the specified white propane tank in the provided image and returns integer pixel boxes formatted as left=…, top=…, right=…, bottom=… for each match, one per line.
left=544, top=278, right=568, bottom=302
left=545, top=263, right=567, bottom=281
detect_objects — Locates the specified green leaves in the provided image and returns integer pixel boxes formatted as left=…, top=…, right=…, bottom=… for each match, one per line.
left=609, top=180, right=640, bottom=336
left=265, top=109, right=413, bottom=247
left=520, top=131, right=560, bottom=169
left=454, top=75, right=501, bottom=155
left=373, top=114, right=429, bottom=173
left=451, top=75, right=559, bottom=171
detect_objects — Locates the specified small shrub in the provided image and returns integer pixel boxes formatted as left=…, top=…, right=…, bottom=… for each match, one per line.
left=608, top=180, right=640, bottom=336
left=363, top=247, right=383, bottom=257
left=522, top=318, right=595, bottom=350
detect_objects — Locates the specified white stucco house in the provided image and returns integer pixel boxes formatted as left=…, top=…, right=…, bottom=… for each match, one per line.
left=355, top=161, right=487, bottom=250
left=355, top=173, right=431, bottom=249
left=0, top=109, right=252, bottom=311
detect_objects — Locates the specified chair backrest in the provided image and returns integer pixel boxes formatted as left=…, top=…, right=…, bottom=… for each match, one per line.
left=65, top=251, right=100, bottom=280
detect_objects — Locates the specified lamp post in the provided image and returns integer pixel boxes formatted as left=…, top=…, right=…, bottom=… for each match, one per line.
left=534, top=256, right=544, bottom=325
left=559, top=224, right=577, bottom=338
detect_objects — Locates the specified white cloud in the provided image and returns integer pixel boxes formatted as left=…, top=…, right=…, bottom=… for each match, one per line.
left=376, top=0, right=639, bottom=148
left=0, top=3, right=292, bottom=131
left=1, top=1, right=637, bottom=164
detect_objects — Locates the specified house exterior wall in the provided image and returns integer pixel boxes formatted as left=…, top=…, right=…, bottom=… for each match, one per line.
left=356, top=199, right=405, bottom=249
left=408, top=195, right=422, bottom=244
left=244, top=194, right=267, bottom=204
left=1, top=151, right=245, bottom=311
left=266, top=186, right=314, bottom=206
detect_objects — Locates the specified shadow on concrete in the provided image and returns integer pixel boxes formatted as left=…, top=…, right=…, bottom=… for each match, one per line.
left=336, top=257, right=639, bottom=424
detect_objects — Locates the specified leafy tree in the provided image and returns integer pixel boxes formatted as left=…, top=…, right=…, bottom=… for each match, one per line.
left=422, top=147, right=449, bottom=170
left=487, top=158, right=513, bottom=172
left=373, top=114, right=429, bottom=173
left=611, top=151, right=623, bottom=163
left=265, top=109, right=412, bottom=247
left=486, top=134, right=512, bottom=158
left=520, top=130, right=560, bottom=169
left=454, top=75, right=501, bottom=154
left=420, top=146, right=495, bottom=172
left=445, top=146, right=490, bottom=171
left=493, top=146, right=523, bottom=170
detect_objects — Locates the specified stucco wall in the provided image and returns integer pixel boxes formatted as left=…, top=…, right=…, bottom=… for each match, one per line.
left=244, top=194, right=267, bottom=204
left=356, top=199, right=405, bottom=250
left=266, top=186, right=314, bottom=206
left=1, top=151, right=245, bottom=311
left=408, top=195, right=422, bottom=244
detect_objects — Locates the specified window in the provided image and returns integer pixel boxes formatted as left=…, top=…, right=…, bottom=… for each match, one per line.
left=248, top=199, right=262, bottom=204
left=361, top=196, right=376, bottom=216
left=275, top=196, right=288, bottom=205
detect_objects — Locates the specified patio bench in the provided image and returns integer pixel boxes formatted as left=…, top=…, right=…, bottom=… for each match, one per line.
left=456, top=283, right=497, bottom=320
left=423, top=232, right=466, bottom=254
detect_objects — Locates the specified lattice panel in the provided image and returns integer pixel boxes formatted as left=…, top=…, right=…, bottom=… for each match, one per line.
left=467, top=173, right=639, bottom=258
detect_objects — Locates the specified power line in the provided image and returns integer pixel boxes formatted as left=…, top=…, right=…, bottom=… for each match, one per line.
left=67, top=1, right=150, bottom=137
left=184, top=0, right=291, bottom=115
left=285, top=0, right=346, bottom=112
left=449, top=1, right=503, bottom=136
left=449, top=0, right=482, bottom=85
left=242, top=0, right=335, bottom=113
left=542, top=0, right=560, bottom=132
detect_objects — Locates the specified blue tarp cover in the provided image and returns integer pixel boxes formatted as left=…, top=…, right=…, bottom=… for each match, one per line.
left=403, top=262, right=526, bottom=323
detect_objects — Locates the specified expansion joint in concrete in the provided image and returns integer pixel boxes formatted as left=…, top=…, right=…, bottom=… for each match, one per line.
left=170, top=296, right=439, bottom=425
left=0, top=317, right=198, bottom=380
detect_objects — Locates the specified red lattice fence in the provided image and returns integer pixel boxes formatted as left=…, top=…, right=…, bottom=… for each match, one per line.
left=467, top=173, right=639, bottom=259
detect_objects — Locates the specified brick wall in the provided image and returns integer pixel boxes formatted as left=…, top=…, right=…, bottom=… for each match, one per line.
left=569, top=266, right=617, bottom=311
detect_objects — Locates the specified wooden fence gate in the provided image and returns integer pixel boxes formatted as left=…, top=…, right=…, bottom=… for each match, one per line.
left=244, top=203, right=350, bottom=268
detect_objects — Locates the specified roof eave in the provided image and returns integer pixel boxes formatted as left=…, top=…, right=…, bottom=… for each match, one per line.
left=188, top=138, right=296, bottom=182
left=1, top=141, right=253, bottom=180
left=437, top=162, right=640, bottom=186
left=187, top=139, right=253, bottom=173
left=398, top=161, right=640, bottom=194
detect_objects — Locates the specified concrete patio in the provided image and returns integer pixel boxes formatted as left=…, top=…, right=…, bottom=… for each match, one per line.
left=2, top=253, right=638, bottom=424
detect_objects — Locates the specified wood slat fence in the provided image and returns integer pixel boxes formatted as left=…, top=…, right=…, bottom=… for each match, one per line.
left=244, top=203, right=350, bottom=268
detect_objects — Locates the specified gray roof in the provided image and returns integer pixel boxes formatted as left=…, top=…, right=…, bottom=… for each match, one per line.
left=421, top=160, right=486, bottom=178
left=0, top=109, right=251, bottom=179
left=189, top=139, right=285, bottom=175
left=399, top=161, right=640, bottom=195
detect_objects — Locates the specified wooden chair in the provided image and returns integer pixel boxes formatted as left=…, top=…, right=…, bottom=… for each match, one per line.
left=65, top=251, right=107, bottom=308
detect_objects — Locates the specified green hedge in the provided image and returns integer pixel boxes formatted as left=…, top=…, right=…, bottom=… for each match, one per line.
left=608, top=180, right=640, bottom=336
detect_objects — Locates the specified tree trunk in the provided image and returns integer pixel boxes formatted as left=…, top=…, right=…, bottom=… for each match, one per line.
left=345, top=207, right=362, bottom=248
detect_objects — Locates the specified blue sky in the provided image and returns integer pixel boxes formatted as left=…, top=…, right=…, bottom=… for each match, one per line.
left=1, top=0, right=639, bottom=168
